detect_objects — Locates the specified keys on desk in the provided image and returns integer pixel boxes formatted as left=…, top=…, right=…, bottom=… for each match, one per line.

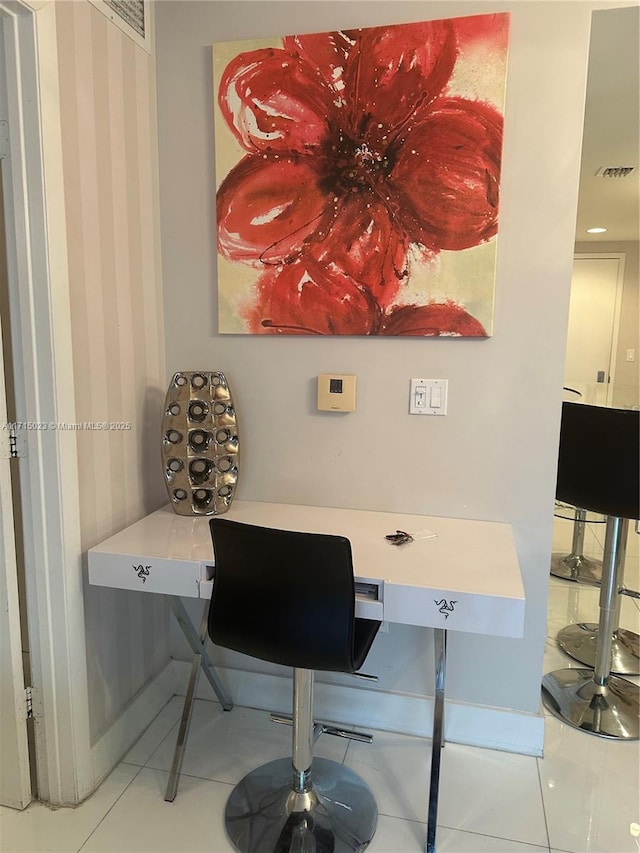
left=385, top=530, right=414, bottom=546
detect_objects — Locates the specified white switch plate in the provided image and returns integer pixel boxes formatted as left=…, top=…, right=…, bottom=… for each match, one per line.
left=409, top=378, right=448, bottom=415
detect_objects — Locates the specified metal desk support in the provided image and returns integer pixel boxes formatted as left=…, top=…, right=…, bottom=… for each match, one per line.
left=426, top=628, right=447, bottom=853
left=164, top=596, right=233, bottom=802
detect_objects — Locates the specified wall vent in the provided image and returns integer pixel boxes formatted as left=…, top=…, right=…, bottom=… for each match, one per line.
left=594, top=166, right=637, bottom=178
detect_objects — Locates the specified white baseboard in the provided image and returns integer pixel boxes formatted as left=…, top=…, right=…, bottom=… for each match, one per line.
left=174, top=661, right=544, bottom=757
left=90, top=662, right=176, bottom=789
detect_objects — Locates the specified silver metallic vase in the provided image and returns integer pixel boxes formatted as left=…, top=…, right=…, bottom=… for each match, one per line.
left=161, top=371, right=239, bottom=516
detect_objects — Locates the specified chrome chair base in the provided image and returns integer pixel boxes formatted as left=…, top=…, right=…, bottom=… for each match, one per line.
left=549, top=551, right=602, bottom=585
left=542, top=668, right=639, bottom=739
left=557, top=623, right=640, bottom=675
left=224, top=757, right=377, bottom=853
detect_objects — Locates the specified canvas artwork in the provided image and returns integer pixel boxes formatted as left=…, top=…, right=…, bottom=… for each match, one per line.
left=213, top=13, right=510, bottom=336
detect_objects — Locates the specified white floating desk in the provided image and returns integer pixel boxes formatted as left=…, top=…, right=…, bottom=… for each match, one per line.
left=88, top=500, right=525, bottom=853
left=89, top=501, right=524, bottom=635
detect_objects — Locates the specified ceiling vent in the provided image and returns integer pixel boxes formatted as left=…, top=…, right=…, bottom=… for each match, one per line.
left=594, top=166, right=637, bottom=178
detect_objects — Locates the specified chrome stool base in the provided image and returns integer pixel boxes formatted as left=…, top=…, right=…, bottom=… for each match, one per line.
left=224, top=757, right=377, bottom=853
left=549, top=552, right=602, bottom=585
left=557, top=623, right=640, bottom=675
left=542, top=668, right=639, bottom=739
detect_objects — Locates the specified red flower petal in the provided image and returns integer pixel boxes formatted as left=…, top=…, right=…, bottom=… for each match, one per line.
left=217, top=155, right=328, bottom=264
left=390, top=97, right=503, bottom=252
left=218, top=48, right=332, bottom=155
left=342, top=21, right=457, bottom=151
left=242, top=260, right=378, bottom=335
left=282, top=32, right=352, bottom=90
left=381, top=302, right=486, bottom=336
left=307, top=197, right=408, bottom=307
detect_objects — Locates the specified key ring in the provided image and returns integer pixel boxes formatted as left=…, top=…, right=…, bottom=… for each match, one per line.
left=385, top=530, right=414, bottom=546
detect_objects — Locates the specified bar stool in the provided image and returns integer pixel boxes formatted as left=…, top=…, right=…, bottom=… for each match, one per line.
left=556, top=510, right=638, bottom=674
left=549, top=505, right=603, bottom=585
left=208, top=518, right=382, bottom=853
left=550, top=389, right=603, bottom=585
left=553, top=403, right=639, bottom=675
left=542, top=402, right=640, bottom=739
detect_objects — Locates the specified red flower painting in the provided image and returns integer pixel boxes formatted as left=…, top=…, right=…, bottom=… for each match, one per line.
left=214, top=14, right=509, bottom=335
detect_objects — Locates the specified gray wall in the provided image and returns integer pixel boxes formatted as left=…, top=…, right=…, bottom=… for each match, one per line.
left=155, top=1, right=599, bottom=730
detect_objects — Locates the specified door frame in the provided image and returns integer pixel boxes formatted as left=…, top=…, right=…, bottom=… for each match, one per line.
left=571, top=252, right=625, bottom=406
left=0, top=0, right=92, bottom=805
left=0, top=273, right=31, bottom=809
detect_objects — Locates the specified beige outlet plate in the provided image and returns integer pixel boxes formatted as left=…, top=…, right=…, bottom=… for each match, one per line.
left=317, top=374, right=357, bottom=412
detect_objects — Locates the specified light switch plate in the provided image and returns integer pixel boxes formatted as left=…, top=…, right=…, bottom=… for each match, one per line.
left=409, top=378, right=448, bottom=415
left=317, top=374, right=356, bottom=412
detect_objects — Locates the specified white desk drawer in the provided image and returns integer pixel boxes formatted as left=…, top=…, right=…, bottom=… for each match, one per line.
left=88, top=550, right=201, bottom=598
left=383, top=583, right=525, bottom=636
left=355, top=597, right=384, bottom=621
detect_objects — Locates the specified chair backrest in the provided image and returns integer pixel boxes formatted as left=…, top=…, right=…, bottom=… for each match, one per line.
left=556, top=401, right=639, bottom=519
left=208, top=518, right=361, bottom=672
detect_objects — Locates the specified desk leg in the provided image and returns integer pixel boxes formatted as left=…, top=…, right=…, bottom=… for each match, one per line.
left=166, top=596, right=233, bottom=710
left=426, top=628, right=447, bottom=853
left=164, top=598, right=233, bottom=803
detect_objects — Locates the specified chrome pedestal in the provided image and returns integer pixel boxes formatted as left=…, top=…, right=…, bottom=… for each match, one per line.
left=555, top=513, right=640, bottom=676
left=557, top=623, right=639, bottom=676
left=543, top=517, right=639, bottom=739
left=225, top=758, right=377, bottom=853
left=550, top=508, right=602, bottom=585
left=224, top=669, right=377, bottom=853
left=541, top=667, right=639, bottom=739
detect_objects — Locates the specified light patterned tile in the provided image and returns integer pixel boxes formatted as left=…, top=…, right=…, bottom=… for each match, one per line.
left=0, top=764, right=139, bottom=853
left=346, top=732, right=548, bottom=848
left=540, top=713, right=640, bottom=853
left=437, top=743, right=548, bottom=847
left=145, top=699, right=348, bottom=786
left=80, top=768, right=235, bottom=853
left=345, top=729, right=430, bottom=823
left=122, top=696, right=184, bottom=766
left=369, top=817, right=551, bottom=852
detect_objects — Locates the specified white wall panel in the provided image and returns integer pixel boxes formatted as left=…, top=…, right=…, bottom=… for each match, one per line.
left=55, top=0, right=168, bottom=743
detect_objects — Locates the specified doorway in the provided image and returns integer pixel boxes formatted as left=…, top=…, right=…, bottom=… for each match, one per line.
left=563, top=253, right=624, bottom=406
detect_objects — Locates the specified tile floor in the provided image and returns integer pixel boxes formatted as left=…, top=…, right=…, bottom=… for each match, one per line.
left=1, top=514, right=639, bottom=853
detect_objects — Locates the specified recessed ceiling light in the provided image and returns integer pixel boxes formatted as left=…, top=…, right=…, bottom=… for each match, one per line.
left=586, top=227, right=607, bottom=234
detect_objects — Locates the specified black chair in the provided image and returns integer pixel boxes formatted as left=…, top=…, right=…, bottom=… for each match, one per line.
left=549, top=388, right=602, bottom=584
left=542, top=402, right=640, bottom=739
left=208, top=518, right=381, bottom=853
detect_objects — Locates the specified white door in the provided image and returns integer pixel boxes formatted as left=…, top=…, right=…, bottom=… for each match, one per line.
left=564, top=254, right=624, bottom=405
left=0, top=305, right=31, bottom=809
